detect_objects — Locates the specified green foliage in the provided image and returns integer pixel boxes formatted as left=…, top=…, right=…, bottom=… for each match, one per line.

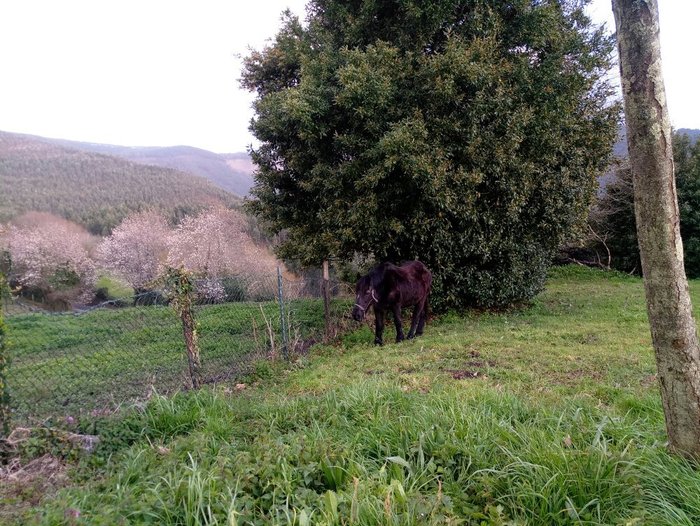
left=590, top=131, right=700, bottom=276
left=159, top=267, right=196, bottom=317
left=676, top=134, right=700, bottom=277
left=0, top=132, right=238, bottom=234
left=243, top=0, right=619, bottom=310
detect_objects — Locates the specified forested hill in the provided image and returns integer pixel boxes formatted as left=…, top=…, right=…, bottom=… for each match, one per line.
left=0, top=131, right=239, bottom=234
left=44, top=137, right=255, bottom=197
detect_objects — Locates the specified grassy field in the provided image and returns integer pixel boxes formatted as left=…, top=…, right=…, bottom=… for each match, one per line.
left=5, top=299, right=332, bottom=421
left=4, top=266, right=700, bottom=525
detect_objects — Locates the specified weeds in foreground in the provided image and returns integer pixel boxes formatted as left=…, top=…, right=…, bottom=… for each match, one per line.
left=14, top=382, right=696, bottom=525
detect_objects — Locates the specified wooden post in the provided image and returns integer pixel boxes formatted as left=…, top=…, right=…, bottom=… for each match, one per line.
left=163, top=267, right=202, bottom=390
left=0, top=273, right=10, bottom=440
left=322, top=260, right=331, bottom=340
left=277, top=266, right=289, bottom=359
left=180, top=306, right=201, bottom=389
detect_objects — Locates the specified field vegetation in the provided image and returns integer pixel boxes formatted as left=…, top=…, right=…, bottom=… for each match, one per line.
left=4, top=267, right=700, bottom=525
left=5, top=297, right=333, bottom=421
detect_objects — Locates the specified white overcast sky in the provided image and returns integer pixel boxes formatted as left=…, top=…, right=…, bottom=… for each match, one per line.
left=0, top=0, right=698, bottom=153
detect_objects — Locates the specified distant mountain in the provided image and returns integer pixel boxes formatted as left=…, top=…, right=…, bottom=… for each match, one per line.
left=45, top=137, right=255, bottom=197
left=0, top=131, right=239, bottom=234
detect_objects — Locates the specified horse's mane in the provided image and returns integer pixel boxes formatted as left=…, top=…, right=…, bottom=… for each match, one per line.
left=368, top=262, right=396, bottom=290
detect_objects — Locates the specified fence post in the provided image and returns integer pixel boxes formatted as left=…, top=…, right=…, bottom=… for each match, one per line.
left=277, top=266, right=289, bottom=359
left=162, top=268, right=202, bottom=389
left=180, top=303, right=202, bottom=390
left=0, top=273, right=10, bottom=440
left=322, top=259, right=331, bottom=340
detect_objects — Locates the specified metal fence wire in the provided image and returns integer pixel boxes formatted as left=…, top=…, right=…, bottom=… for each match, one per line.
left=2, top=268, right=352, bottom=425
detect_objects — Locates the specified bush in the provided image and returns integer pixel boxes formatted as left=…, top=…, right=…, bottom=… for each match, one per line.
left=220, top=276, right=248, bottom=302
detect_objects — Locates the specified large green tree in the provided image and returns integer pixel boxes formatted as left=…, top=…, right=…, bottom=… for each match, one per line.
left=243, top=0, right=619, bottom=310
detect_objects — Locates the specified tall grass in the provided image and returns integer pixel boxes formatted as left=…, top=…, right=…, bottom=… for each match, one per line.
left=27, top=381, right=699, bottom=525
left=10, top=267, right=700, bottom=525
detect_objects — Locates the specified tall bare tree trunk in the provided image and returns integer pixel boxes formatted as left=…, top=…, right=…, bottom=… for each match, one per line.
left=613, top=0, right=700, bottom=457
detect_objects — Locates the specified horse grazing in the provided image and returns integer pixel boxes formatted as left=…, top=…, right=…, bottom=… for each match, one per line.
left=351, top=261, right=432, bottom=345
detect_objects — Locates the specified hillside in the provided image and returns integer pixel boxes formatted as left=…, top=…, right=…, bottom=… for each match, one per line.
left=46, top=137, right=256, bottom=196
left=0, top=131, right=239, bottom=234
left=611, top=125, right=699, bottom=160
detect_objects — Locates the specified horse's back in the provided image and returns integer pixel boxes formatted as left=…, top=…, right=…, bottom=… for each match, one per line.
left=390, top=261, right=431, bottom=304
left=401, top=260, right=431, bottom=287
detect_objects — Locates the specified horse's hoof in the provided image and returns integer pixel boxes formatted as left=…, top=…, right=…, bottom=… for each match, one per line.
left=374, top=339, right=383, bottom=346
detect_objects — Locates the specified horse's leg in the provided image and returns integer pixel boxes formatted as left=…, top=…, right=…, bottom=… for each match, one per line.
left=374, top=306, right=385, bottom=346
left=416, top=297, right=428, bottom=336
left=407, top=303, right=421, bottom=339
left=392, top=304, right=405, bottom=343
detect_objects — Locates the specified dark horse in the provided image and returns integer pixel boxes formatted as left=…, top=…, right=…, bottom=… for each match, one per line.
left=351, top=261, right=432, bottom=345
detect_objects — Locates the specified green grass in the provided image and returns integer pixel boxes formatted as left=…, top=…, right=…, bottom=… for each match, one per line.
left=5, top=299, right=331, bottom=420
left=94, top=274, right=133, bottom=299
left=6, top=266, right=700, bottom=525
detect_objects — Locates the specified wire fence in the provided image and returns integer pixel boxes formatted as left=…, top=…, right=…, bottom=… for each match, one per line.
left=2, top=267, right=353, bottom=426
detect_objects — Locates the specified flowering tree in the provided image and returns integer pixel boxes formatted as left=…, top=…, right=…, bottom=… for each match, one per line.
left=167, top=207, right=278, bottom=277
left=97, top=210, right=170, bottom=293
left=3, top=213, right=96, bottom=293
left=2, top=214, right=96, bottom=293
left=167, top=207, right=281, bottom=302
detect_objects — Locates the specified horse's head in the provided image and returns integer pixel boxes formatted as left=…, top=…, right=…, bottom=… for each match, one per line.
left=352, top=275, right=378, bottom=321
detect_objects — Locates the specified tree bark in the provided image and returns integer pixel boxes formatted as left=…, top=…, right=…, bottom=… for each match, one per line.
left=613, top=0, right=700, bottom=457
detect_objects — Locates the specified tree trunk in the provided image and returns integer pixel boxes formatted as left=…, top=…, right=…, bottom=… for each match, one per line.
left=613, top=0, right=700, bottom=457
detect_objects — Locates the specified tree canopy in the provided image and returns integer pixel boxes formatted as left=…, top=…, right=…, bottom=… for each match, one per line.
left=243, top=0, right=619, bottom=310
